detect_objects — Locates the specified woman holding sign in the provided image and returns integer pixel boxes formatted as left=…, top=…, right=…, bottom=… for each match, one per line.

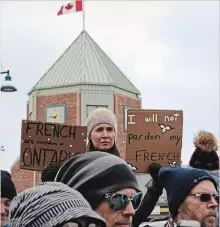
left=86, top=108, right=121, bottom=157
left=86, top=108, right=163, bottom=227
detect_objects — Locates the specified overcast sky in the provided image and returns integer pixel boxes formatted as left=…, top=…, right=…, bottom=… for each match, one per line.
left=0, top=1, right=219, bottom=172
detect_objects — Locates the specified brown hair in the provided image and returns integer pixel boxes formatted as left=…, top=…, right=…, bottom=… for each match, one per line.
left=86, top=139, right=121, bottom=158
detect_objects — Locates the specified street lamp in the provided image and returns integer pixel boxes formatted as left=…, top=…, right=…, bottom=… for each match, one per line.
left=0, top=70, right=17, bottom=92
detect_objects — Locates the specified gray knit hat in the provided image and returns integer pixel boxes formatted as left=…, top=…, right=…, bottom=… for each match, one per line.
left=55, top=152, right=140, bottom=209
left=9, top=182, right=106, bottom=227
left=86, top=108, right=117, bottom=138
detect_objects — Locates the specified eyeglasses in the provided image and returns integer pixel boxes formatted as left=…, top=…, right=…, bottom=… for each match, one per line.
left=188, top=193, right=219, bottom=204
left=104, top=192, right=143, bottom=212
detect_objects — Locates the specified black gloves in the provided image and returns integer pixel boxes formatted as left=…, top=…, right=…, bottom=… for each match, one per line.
left=147, top=162, right=163, bottom=195
left=132, top=163, right=163, bottom=227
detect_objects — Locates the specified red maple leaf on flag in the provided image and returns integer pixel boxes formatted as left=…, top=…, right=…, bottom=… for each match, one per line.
left=57, top=5, right=64, bottom=15
left=65, top=3, right=73, bottom=10
left=57, top=0, right=82, bottom=16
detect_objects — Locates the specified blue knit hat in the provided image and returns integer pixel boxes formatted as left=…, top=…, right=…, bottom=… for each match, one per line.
left=159, top=167, right=217, bottom=219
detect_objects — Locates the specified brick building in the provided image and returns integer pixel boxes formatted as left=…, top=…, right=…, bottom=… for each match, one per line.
left=11, top=30, right=142, bottom=193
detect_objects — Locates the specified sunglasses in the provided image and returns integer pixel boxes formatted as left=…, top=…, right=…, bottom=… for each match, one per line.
left=104, top=192, right=143, bottom=212
left=62, top=222, right=103, bottom=227
left=188, top=193, right=219, bottom=204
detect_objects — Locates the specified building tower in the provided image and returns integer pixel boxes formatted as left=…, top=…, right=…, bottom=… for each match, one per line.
left=11, top=30, right=141, bottom=192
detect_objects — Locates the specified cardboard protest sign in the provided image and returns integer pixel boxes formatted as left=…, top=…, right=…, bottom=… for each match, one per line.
left=126, top=109, right=183, bottom=173
left=20, top=120, right=87, bottom=171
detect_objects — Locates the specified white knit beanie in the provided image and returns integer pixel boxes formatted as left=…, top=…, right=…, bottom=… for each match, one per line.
left=86, top=108, right=117, bottom=137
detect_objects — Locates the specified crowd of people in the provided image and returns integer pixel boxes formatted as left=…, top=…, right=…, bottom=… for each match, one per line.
left=1, top=108, right=219, bottom=227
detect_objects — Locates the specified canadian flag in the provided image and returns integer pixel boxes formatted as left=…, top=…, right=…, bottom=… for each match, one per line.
left=57, top=0, right=83, bottom=16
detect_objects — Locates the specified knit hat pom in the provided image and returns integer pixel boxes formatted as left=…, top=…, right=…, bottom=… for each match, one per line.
left=190, top=130, right=219, bottom=170
left=194, top=130, right=218, bottom=152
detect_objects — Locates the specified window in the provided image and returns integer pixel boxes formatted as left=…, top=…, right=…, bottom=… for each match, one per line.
left=124, top=106, right=133, bottom=132
left=86, top=105, right=108, bottom=118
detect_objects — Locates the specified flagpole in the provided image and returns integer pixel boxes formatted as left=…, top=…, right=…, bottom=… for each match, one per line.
left=82, top=0, right=85, bottom=31
left=82, top=0, right=85, bottom=85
